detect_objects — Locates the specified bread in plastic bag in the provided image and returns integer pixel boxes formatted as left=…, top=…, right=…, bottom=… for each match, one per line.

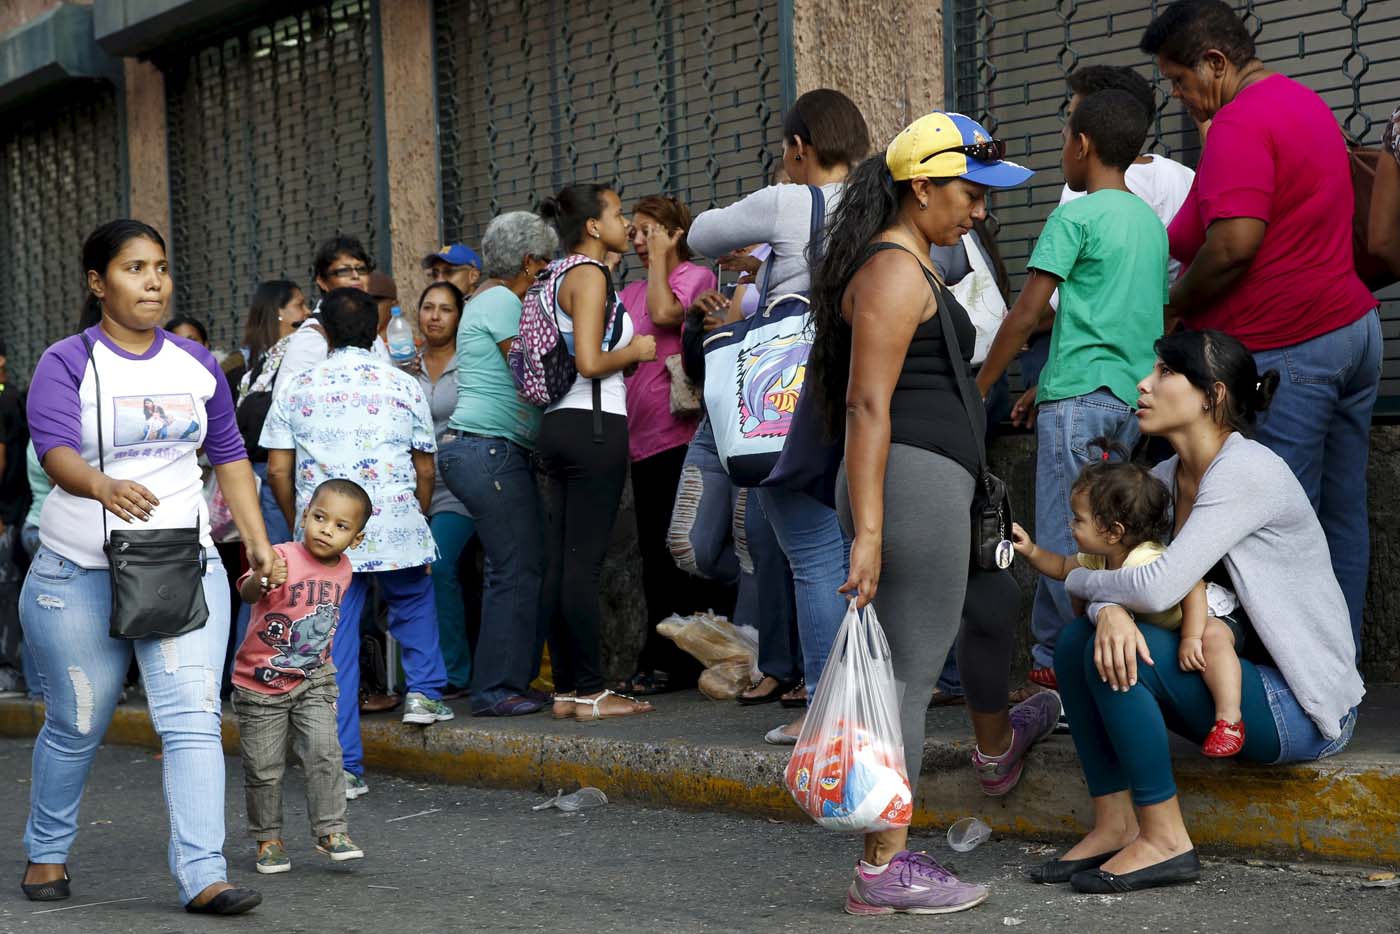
left=655, top=612, right=759, bottom=671
left=784, top=602, right=913, bottom=832
left=697, top=659, right=752, bottom=700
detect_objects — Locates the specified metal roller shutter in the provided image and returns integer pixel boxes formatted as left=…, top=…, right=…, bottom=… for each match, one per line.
left=947, top=0, right=1400, bottom=405
left=161, top=0, right=381, bottom=352
left=0, top=82, right=125, bottom=382
left=433, top=0, right=786, bottom=268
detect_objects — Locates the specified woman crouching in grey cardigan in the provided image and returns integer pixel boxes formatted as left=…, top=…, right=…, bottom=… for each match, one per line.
left=1034, top=328, right=1362, bottom=893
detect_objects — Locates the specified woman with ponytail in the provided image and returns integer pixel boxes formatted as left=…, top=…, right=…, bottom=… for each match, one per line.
left=808, top=112, right=1054, bottom=915
left=1040, top=328, right=1362, bottom=894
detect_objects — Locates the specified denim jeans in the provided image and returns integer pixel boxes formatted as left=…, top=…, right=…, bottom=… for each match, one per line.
left=671, top=420, right=799, bottom=682
left=753, top=486, right=849, bottom=691
left=1031, top=388, right=1140, bottom=669
left=20, top=546, right=231, bottom=903
left=429, top=511, right=477, bottom=689
left=1257, top=665, right=1358, bottom=764
left=1252, top=309, right=1381, bottom=658
left=438, top=435, right=545, bottom=710
left=333, top=567, right=446, bottom=776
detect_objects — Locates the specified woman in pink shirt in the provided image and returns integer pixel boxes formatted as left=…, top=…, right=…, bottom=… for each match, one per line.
left=1142, top=0, right=1380, bottom=657
left=617, top=195, right=731, bottom=694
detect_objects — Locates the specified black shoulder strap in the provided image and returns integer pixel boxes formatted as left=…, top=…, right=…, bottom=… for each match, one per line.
left=861, top=242, right=987, bottom=472
left=755, top=184, right=827, bottom=314
left=80, top=333, right=110, bottom=544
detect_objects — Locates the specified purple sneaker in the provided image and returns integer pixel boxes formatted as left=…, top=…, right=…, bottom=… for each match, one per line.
left=846, top=851, right=990, bottom=916
left=972, top=689, right=1061, bottom=796
left=472, top=694, right=545, bottom=717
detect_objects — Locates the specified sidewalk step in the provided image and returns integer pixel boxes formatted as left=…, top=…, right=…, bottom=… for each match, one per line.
left=1, top=689, right=1394, bottom=864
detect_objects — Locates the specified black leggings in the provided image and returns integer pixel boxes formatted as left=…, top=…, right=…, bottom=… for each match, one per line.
left=538, top=409, right=628, bottom=695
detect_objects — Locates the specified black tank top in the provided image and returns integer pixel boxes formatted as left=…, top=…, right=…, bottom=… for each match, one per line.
left=863, top=243, right=981, bottom=477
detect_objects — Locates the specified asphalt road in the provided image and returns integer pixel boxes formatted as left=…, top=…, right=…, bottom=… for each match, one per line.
left=0, top=738, right=1394, bottom=933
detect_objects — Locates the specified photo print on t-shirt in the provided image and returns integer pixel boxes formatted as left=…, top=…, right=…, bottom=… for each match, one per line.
left=112, top=394, right=202, bottom=446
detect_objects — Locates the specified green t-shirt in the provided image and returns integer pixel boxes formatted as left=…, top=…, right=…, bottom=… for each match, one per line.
left=449, top=285, right=542, bottom=449
left=1029, top=189, right=1169, bottom=407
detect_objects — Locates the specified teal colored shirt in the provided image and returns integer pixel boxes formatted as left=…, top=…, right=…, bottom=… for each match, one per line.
left=24, top=442, right=50, bottom=530
left=1029, top=189, right=1169, bottom=407
left=449, top=286, right=541, bottom=449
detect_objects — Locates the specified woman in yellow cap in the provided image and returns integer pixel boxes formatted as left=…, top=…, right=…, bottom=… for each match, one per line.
left=808, top=112, right=1050, bottom=915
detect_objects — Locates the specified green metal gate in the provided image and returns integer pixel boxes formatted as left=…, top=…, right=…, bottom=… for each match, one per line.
left=432, top=0, right=788, bottom=257
left=946, top=0, right=1400, bottom=404
left=161, top=0, right=383, bottom=352
left=0, top=82, right=125, bottom=383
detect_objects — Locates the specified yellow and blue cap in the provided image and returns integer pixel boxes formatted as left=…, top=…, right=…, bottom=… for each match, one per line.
left=885, top=112, right=1033, bottom=188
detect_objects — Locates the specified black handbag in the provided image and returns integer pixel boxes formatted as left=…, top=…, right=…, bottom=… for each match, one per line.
left=915, top=257, right=1016, bottom=571
left=82, top=335, right=210, bottom=640
left=236, top=351, right=274, bottom=463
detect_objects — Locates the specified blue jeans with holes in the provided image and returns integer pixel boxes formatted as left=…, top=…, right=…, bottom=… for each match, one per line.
left=1030, top=388, right=1140, bottom=670
left=1251, top=309, right=1381, bottom=658
left=438, top=436, right=546, bottom=710
left=20, top=546, right=231, bottom=903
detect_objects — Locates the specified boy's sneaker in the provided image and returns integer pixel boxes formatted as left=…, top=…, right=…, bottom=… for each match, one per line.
left=344, top=770, right=369, bottom=800
left=255, top=840, right=291, bottom=874
left=402, top=692, right=455, bottom=725
left=316, top=833, right=364, bottom=861
left=972, top=690, right=1062, bottom=797
left=846, top=851, right=989, bottom=915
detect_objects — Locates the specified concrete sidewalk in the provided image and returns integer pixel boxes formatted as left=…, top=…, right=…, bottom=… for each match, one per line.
left=1, top=685, right=1396, bottom=864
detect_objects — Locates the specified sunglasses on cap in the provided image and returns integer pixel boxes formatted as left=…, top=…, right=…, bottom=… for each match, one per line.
left=920, top=138, right=1008, bottom=165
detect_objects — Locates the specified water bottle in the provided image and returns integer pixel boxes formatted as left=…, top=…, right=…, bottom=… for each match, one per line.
left=386, top=306, right=416, bottom=368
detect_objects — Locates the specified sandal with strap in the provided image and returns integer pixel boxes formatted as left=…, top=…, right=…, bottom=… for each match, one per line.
left=738, top=676, right=797, bottom=706
left=574, top=689, right=654, bottom=722
left=551, top=694, right=577, bottom=720
left=1203, top=719, right=1245, bottom=758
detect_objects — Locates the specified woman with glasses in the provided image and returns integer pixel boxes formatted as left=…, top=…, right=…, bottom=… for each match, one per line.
left=272, top=236, right=383, bottom=395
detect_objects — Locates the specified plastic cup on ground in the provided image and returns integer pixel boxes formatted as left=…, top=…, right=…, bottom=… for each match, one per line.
left=947, top=817, right=992, bottom=852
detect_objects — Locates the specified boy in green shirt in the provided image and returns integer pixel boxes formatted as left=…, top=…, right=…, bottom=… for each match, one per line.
left=976, top=88, right=1170, bottom=686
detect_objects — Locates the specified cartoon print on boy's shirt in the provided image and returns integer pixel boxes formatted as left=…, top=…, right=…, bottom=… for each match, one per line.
left=111, top=393, right=202, bottom=446
left=250, top=601, right=342, bottom=689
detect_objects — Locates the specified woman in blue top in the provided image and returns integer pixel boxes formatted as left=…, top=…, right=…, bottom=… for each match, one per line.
left=438, top=211, right=557, bottom=718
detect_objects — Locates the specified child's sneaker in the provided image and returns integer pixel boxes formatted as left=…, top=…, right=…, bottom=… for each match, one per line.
left=1203, top=719, right=1245, bottom=758
left=972, top=690, right=1062, bottom=796
left=845, top=851, right=989, bottom=915
left=344, top=770, right=369, bottom=799
left=402, top=692, right=455, bottom=725
left=255, top=840, right=291, bottom=874
left=316, top=833, right=365, bottom=861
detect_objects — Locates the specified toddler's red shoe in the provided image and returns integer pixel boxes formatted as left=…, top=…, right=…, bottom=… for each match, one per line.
left=1203, top=720, right=1245, bottom=758
left=1028, top=666, right=1058, bottom=691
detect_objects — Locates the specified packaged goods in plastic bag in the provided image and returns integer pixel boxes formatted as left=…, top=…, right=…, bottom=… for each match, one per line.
left=784, top=603, right=912, bottom=832
left=655, top=612, right=759, bottom=672
left=698, top=659, right=753, bottom=700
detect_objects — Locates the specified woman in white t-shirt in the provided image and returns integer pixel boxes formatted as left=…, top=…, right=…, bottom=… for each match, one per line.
left=536, top=185, right=657, bottom=722
left=21, top=220, right=275, bottom=915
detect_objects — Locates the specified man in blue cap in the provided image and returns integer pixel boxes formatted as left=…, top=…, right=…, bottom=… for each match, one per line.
left=422, top=244, right=482, bottom=298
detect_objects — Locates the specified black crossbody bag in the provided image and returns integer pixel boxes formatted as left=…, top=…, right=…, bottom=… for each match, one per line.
left=82, top=334, right=210, bottom=639
left=875, top=245, right=1015, bottom=571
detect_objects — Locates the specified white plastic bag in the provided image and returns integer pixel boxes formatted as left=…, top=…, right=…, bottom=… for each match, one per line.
left=784, top=602, right=913, bottom=832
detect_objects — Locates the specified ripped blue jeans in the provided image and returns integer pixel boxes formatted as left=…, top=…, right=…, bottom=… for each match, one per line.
left=20, top=546, right=231, bottom=904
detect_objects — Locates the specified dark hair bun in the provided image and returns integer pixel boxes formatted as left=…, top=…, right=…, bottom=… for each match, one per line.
left=1253, top=369, right=1280, bottom=414
left=535, top=197, right=561, bottom=221
left=1085, top=436, right=1131, bottom=464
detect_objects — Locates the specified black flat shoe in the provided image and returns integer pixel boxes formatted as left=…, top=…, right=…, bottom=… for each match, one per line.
left=1070, top=849, right=1201, bottom=893
left=185, top=886, right=263, bottom=915
left=1027, top=849, right=1120, bottom=884
left=21, top=864, right=70, bottom=902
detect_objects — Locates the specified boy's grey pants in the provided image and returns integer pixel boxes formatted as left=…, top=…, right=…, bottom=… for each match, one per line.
left=233, top=665, right=348, bottom=841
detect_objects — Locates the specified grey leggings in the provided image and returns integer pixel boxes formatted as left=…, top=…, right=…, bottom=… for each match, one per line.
left=837, top=444, right=1019, bottom=784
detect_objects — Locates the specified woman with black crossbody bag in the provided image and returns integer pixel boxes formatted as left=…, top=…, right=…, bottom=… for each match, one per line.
left=19, top=221, right=275, bottom=915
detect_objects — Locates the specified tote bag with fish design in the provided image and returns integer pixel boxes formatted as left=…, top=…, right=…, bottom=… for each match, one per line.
left=701, top=185, right=824, bottom=487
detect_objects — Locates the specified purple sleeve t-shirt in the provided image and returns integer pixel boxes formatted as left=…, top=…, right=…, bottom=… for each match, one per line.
left=28, top=326, right=246, bottom=568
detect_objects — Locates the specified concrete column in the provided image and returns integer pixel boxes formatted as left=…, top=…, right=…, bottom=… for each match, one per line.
left=123, top=58, right=168, bottom=232
left=378, top=0, right=438, bottom=315
left=789, top=0, right=944, bottom=148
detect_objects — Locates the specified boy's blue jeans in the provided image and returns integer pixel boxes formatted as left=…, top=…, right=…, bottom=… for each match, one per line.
left=20, top=547, right=231, bottom=903
left=1030, top=388, right=1140, bottom=670
left=1251, top=309, right=1381, bottom=659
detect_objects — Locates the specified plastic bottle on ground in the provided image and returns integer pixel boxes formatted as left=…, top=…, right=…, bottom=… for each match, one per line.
left=947, top=816, right=992, bottom=852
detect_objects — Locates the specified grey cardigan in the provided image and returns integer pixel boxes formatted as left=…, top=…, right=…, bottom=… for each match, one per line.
left=687, top=181, right=845, bottom=299
left=1065, top=433, right=1363, bottom=739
